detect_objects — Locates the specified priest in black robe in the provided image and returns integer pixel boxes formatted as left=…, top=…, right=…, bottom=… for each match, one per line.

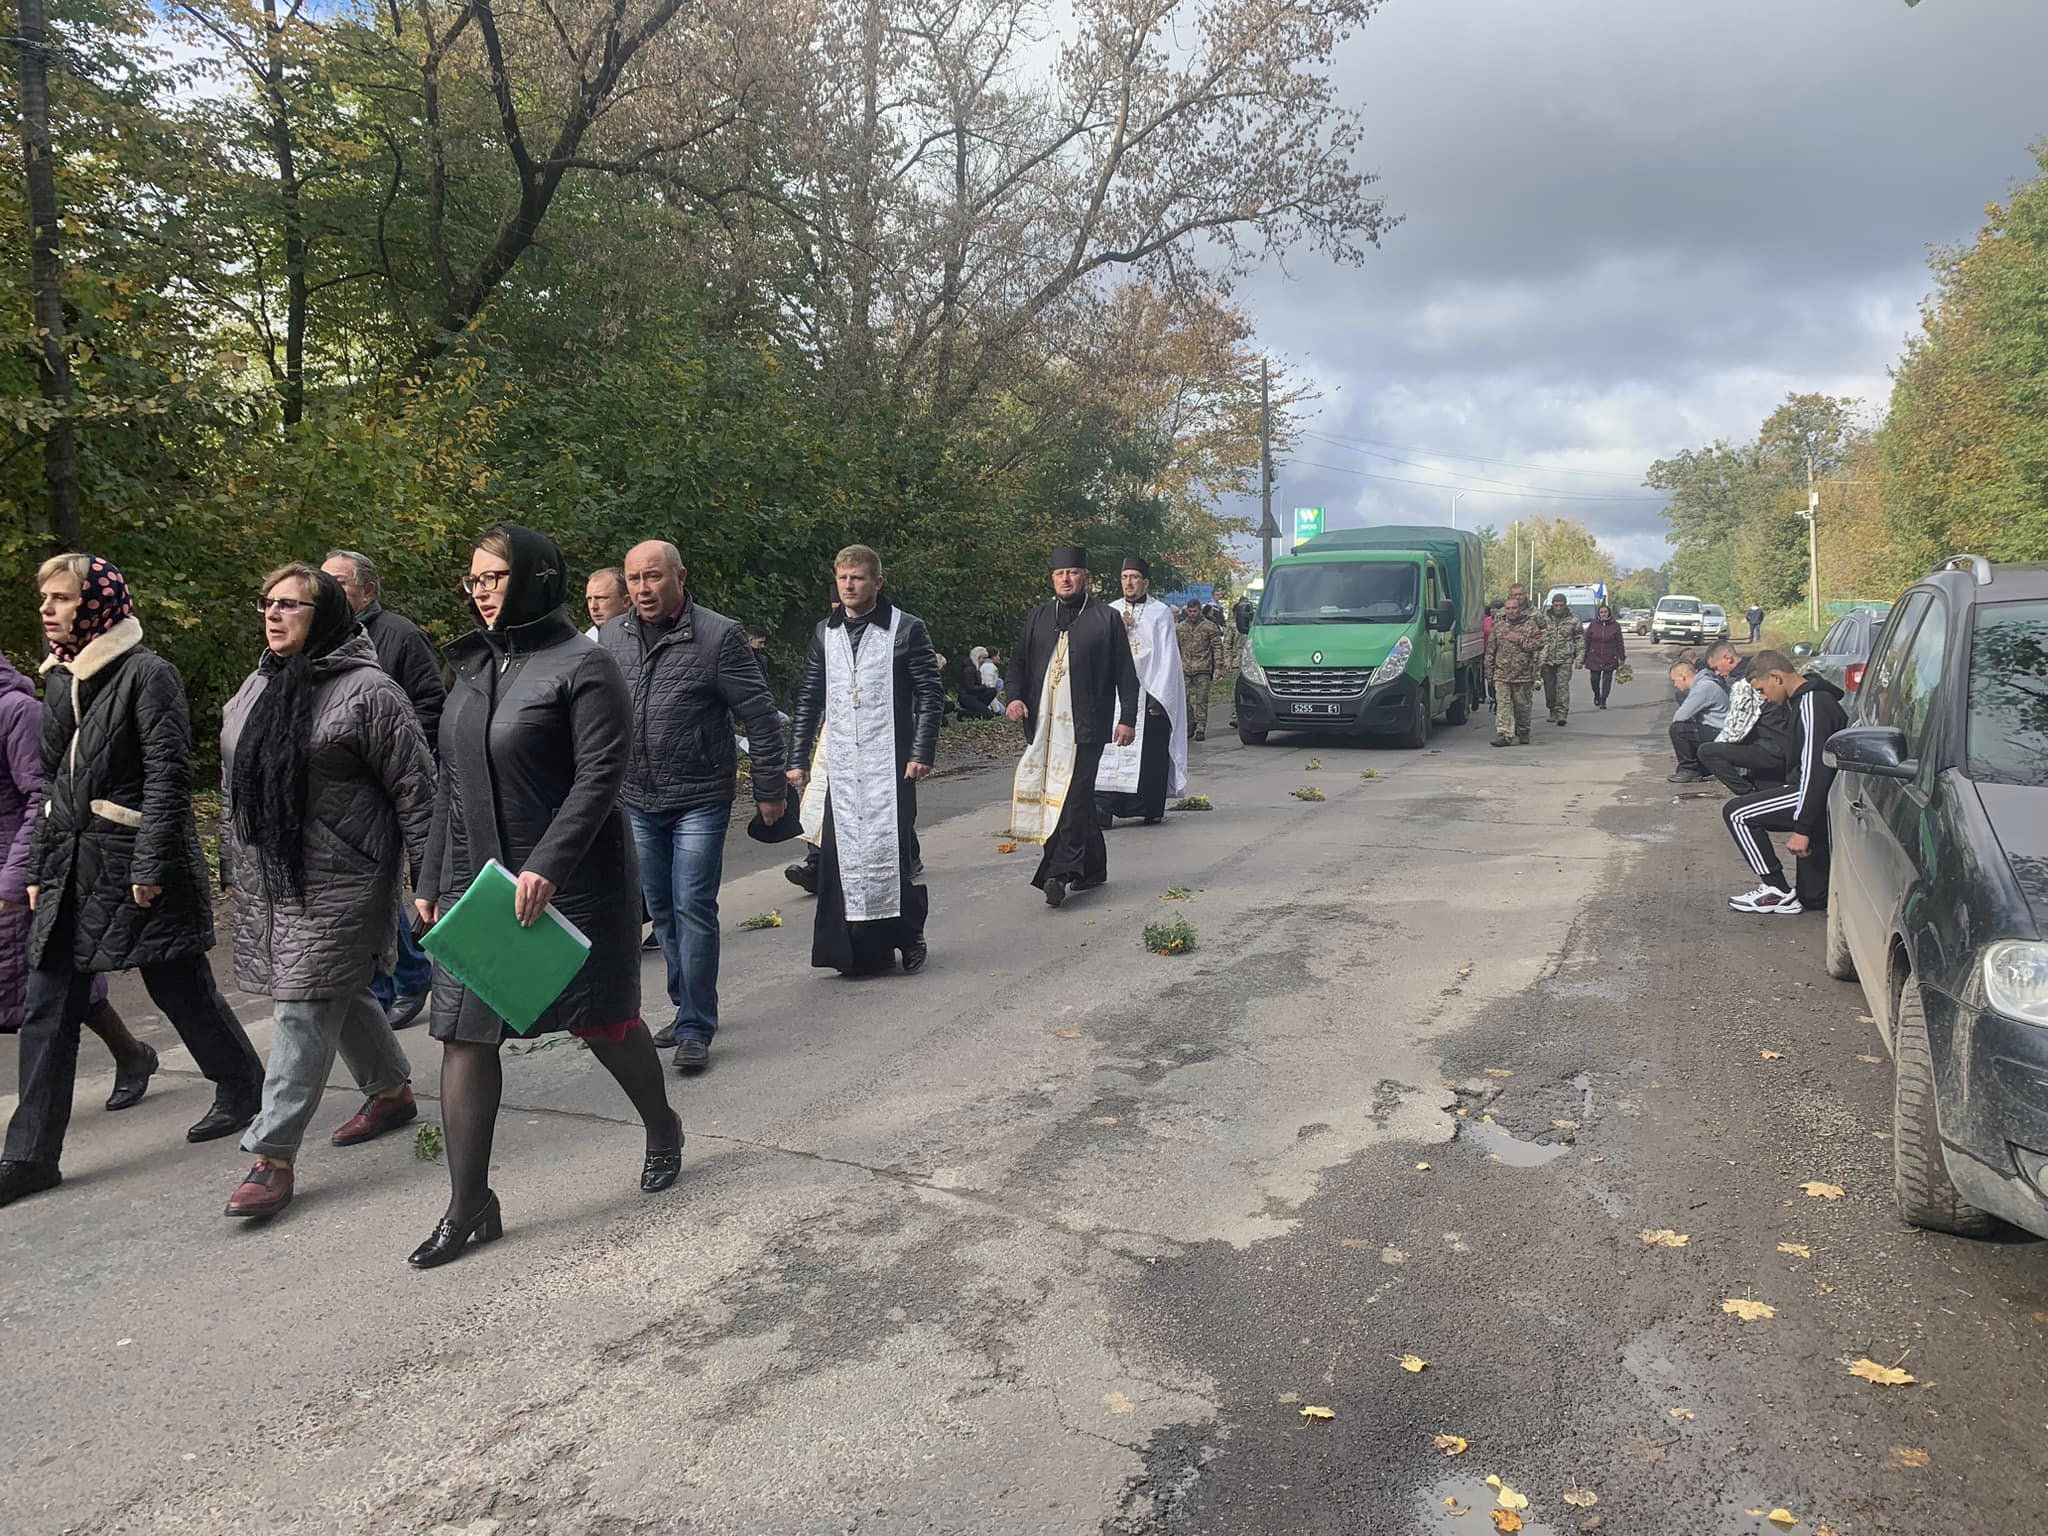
left=788, top=546, right=946, bottom=974
left=1005, top=547, right=1139, bottom=907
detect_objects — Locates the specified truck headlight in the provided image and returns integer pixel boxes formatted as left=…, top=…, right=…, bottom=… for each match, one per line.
left=1240, top=651, right=1267, bottom=687
left=1983, top=941, right=2048, bottom=1026
left=1368, top=636, right=1412, bottom=688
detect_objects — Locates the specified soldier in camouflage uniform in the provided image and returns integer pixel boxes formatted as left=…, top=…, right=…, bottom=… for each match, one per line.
left=1176, top=601, right=1223, bottom=741
left=1486, top=595, right=1545, bottom=746
left=1538, top=593, right=1587, bottom=725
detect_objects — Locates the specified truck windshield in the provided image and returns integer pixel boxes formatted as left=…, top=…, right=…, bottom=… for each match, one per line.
left=1259, top=563, right=1417, bottom=624
left=1967, top=600, right=2048, bottom=787
left=1659, top=599, right=1701, bottom=615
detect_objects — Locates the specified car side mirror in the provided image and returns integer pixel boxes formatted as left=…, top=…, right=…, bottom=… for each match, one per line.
left=1790, top=642, right=1814, bottom=660
left=1825, top=724, right=1916, bottom=781
left=1425, top=600, right=1455, bottom=632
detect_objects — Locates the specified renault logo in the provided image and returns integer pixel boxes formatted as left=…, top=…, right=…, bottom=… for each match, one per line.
left=1312, top=650, right=1323, bottom=664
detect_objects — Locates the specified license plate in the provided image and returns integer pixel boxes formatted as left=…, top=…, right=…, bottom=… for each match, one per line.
left=1288, top=701, right=1342, bottom=717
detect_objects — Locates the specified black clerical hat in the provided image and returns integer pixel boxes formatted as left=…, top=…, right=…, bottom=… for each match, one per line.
left=1049, top=544, right=1088, bottom=571
left=1121, top=555, right=1151, bottom=578
left=746, top=790, right=805, bottom=844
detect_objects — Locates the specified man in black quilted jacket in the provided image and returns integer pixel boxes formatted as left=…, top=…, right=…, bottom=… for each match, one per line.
left=597, top=541, right=787, bottom=1073
left=1, top=554, right=266, bottom=1209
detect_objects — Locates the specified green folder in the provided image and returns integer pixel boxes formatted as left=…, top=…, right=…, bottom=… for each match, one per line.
left=420, top=859, right=592, bottom=1035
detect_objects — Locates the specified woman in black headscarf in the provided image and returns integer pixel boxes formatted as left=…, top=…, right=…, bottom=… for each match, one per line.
left=409, top=524, right=680, bottom=1268
left=217, top=564, right=435, bottom=1220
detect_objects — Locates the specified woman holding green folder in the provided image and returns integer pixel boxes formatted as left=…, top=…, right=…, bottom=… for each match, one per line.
left=411, top=524, right=682, bottom=1269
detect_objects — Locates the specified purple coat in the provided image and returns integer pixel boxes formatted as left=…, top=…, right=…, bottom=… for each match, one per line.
left=0, top=653, right=41, bottom=1027
left=1582, top=619, right=1628, bottom=673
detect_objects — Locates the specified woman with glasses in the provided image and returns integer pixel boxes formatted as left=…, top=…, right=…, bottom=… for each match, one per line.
left=0, top=555, right=267, bottom=1210
left=408, top=524, right=680, bottom=1268
left=216, top=564, right=435, bottom=1219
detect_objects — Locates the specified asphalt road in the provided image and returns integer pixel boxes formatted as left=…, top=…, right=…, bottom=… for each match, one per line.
left=2, top=675, right=2042, bottom=1536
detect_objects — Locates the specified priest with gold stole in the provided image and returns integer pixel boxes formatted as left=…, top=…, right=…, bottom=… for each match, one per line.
left=1005, top=547, right=1139, bottom=908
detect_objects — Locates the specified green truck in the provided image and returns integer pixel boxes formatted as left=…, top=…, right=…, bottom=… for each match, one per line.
left=1233, top=525, right=1486, bottom=749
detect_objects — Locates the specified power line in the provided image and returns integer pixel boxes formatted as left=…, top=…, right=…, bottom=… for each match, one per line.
left=1296, top=458, right=1671, bottom=505
left=1303, top=427, right=1654, bottom=481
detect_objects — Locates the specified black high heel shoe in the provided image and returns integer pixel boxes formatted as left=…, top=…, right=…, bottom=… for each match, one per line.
left=105, top=1043, right=159, bottom=1112
left=642, top=1110, right=685, bottom=1194
left=408, top=1192, right=503, bottom=1268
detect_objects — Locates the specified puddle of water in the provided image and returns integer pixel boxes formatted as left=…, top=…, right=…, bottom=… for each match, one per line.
left=1414, top=1475, right=1560, bottom=1535
left=1462, top=1117, right=1571, bottom=1167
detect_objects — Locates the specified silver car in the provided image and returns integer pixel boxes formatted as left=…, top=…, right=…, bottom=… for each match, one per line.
left=1798, top=604, right=1892, bottom=697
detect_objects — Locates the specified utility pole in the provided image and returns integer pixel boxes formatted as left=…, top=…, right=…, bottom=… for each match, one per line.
left=1257, top=360, right=1277, bottom=577
left=13, top=0, right=83, bottom=549
left=1805, top=453, right=1821, bottom=634
left=1451, top=491, right=1464, bottom=529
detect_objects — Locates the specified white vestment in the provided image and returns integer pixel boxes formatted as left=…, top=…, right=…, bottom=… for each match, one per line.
left=1094, top=596, right=1189, bottom=798
left=820, top=610, right=902, bottom=921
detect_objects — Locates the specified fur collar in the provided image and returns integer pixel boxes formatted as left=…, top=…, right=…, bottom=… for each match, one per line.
left=43, top=615, right=144, bottom=682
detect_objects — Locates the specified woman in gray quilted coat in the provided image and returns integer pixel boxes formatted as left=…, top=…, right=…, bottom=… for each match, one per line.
left=217, top=564, right=435, bottom=1220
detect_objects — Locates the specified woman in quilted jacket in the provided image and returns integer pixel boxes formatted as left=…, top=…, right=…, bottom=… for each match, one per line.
left=216, top=565, right=436, bottom=1220
left=0, top=648, right=157, bottom=1110
left=0, top=555, right=267, bottom=1211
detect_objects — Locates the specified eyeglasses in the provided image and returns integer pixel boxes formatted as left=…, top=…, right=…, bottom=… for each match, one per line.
left=462, top=570, right=511, bottom=595
left=256, top=597, right=311, bottom=615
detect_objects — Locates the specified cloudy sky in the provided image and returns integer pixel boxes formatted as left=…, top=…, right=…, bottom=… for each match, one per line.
left=1228, top=0, right=2048, bottom=574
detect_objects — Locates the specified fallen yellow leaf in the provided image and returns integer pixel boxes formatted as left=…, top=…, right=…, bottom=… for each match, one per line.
left=1055, top=1029, right=1083, bottom=1039
left=1561, top=1490, right=1599, bottom=1509
left=1484, top=1067, right=1515, bottom=1078
left=1400, top=1355, right=1429, bottom=1373
left=1638, top=1228, right=1690, bottom=1248
left=1800, top=1181, right=1846, bottom=1200
left=1768, top=1510, right=1798, bottom=1529
left=1848, top=1358, right=1917, bottom=1386
left=996, top=840, right=1017, bottom=853
left=1484, top=1476, right=1529, bottom=1511
left=1552, top=1118, right=1580, bottom=1130
left=1778, top=1242, right=1812, bottom=1258
left=1722, top=1298, right=1777, bottom=1322
left=1668, top=1407, right=1695, bottom=1421
left=1299, top=1404, right=1335, bottom=1421
left=1761, top=1049, right=1785, bottom=1060
left=1415, top=1162, right=1432, bottom=1172
left=1490, top=1512, right=1523, bottom=1534
left=1856, top=1054, right=1882, bottom=1064
left=1433, top=1433, right=1469, bottom=1456
left=1890, top=1445, right=1930, bottom=1468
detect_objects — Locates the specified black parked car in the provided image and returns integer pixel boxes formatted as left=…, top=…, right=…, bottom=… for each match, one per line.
left=1824, top=557, right=2048, bottom=1240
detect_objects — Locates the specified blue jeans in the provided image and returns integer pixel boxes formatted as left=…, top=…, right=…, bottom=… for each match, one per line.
left=371, top=910, right=433, bottom=1005
left=630, top=802, right=727, bottom=1041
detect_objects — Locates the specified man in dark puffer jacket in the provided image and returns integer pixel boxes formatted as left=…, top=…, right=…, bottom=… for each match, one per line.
left=1, top=555, right=266, bottom=1209
left=597, top=540, right=787, bottom=1072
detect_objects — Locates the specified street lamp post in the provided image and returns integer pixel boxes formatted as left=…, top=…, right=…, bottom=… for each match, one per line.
left=1451, top=491, right=1465, bottom=529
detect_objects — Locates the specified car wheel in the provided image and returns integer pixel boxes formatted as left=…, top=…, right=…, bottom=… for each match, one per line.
left=1891, top=975, right=1996, bottom=1237
left=1445, top=681, right=1470, bottom=726
left=1237, top=726, right=1268, bottom=746
left=1824, top=861, right=1857, bottom=982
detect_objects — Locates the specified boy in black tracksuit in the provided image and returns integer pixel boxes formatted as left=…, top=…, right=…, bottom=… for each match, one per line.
left=1722, top=652, right=1849, bottom=915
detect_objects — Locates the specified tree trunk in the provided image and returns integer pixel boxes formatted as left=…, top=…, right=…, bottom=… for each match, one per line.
left=12, top=0, right=84, bottom=549
left=262, top=0, right=307, bottom=426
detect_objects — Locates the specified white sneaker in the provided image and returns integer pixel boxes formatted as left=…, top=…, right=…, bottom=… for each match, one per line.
left=1732, top=886, right=1802, bottom=915
left=1727, top=884, right=1777, bottom=911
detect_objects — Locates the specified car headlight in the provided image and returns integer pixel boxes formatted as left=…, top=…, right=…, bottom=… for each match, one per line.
left=1983, top=941, right=2048, bottom=1026
left=1369, top=636, right=1413, bottom=688
left=1240, top=651, right=1267, bottom=687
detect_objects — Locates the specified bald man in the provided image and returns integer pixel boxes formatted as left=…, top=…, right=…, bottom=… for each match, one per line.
left=594, top=541, right=788, bottom=1072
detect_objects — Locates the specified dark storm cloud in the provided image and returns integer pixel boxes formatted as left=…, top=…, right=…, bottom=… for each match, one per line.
left=1228, top=0, right=2048, bottom=572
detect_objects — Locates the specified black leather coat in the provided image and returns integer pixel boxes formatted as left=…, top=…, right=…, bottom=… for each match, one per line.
left=27, top=618, right=217, bottom=971
left=788, top=598, right=946, bottom=773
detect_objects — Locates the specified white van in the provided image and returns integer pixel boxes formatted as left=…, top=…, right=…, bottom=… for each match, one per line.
left=1652, top=594, right=1706, bottom=645
left=1544, top=585, right=1605, bottom=623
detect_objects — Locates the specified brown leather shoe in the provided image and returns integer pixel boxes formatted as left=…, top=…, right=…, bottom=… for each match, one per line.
left=329, top=1087, right=418, bottom=1147
left=224, top=1159, right=294, bottom=1218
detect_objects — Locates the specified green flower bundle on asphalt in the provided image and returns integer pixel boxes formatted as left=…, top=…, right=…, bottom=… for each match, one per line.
left=1144, top=917, right=1199, bottom=956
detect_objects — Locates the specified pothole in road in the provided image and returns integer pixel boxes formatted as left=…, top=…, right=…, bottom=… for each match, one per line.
left=1413, top=1475, right=1561, bottom=1535
left=1460, top=1117, right=1571, bottom=1167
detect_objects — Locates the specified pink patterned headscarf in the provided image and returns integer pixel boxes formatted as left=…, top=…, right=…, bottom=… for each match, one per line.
left=48, top=556, right=135, bottom=663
